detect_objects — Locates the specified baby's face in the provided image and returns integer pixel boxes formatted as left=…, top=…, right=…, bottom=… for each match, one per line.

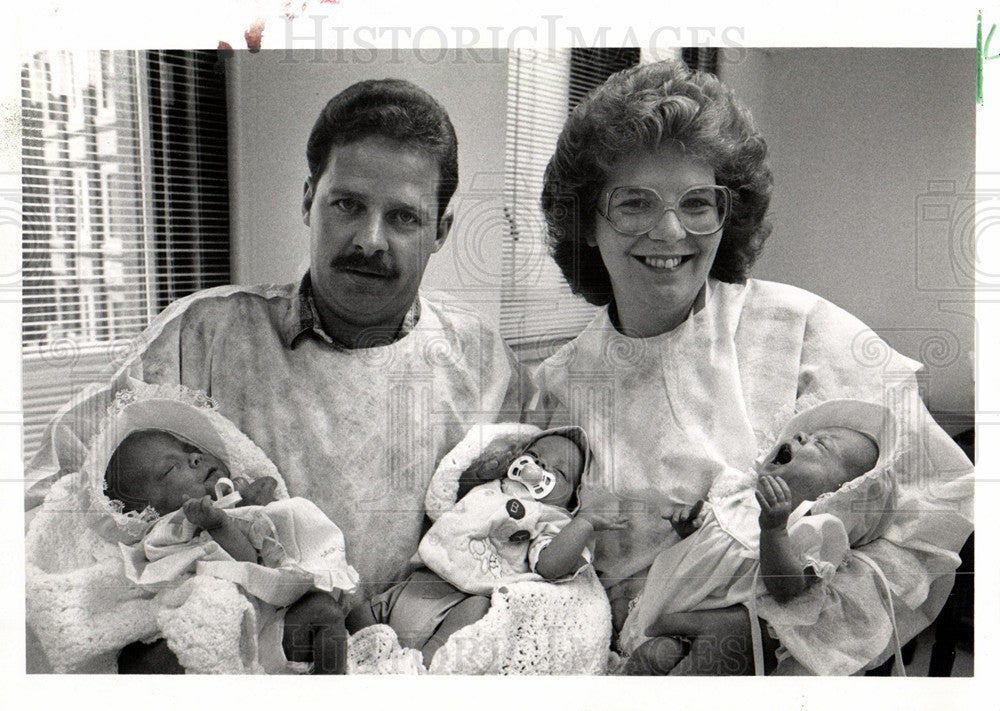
left=116, top=431, right=230, bottom=512
left=523, top=435, right=584, bottom=508
left=759, top=426, right=878, bottom=504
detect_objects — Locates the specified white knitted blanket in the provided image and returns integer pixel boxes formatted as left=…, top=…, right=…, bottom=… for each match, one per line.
left=25, top=461, right=272, bottom=673
left=24, top=381, right=390, bottom=674
left=342, top=567, right=612, bottom=675
left=25, top=382, right=291, bottom=673
left=429, top=566, right=611, bottom=674
left=424, top=423, right=613, bottom=674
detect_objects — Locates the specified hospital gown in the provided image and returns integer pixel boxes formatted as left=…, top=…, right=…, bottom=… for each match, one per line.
left=27, top=277, right=528, bottom=600
left=533, top=278, right=974, bottom=670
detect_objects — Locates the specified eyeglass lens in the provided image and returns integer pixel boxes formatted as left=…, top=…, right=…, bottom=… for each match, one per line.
left=606, top=185, right=728, bottom=235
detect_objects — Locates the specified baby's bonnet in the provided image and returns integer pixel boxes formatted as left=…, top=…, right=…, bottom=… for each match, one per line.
left=778, top=399, right=903, bottom=547
left=424, top=423, right=592, bottom=520
left=83, top=378, right=288, bottom=542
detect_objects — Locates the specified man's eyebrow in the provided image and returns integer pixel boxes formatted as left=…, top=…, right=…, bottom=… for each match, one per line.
left=323, top=187, right=367, bottom=199
left=386, top=197, right=434, bottom=216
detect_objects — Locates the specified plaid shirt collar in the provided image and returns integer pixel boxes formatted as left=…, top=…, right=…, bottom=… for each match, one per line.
left=283, top=272, right=421, bottom=349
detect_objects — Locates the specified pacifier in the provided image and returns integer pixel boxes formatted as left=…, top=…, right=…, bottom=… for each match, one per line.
left=213, top=477, right=243, bottom=509
left=506, top=456, right=557, bottom=500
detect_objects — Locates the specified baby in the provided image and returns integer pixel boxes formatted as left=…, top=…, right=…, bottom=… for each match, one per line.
left=107, top=428, right=356, bottom=674
left=347, top=425, right=626, bottom=667
left=620, top=399, right=898, bottom=675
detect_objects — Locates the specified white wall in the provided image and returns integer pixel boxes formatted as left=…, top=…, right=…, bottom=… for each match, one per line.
left=227, top=49, right=509, bottom=327
left=722, top=49, right=975, bottom=420
left=227, top=48, right=975, bottom=421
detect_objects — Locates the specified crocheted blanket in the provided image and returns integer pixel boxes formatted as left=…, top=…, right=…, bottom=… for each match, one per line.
left=421, top=423, right=613, bottom=674
left=24, top=381, right=387, bottom=674
left=429, top=566, right=611, bottom=674
left=26, top=464, right=272, bottom=673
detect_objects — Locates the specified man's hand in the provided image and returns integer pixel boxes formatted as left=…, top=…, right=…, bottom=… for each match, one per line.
left=183, top=495, right=227, bottom=531
left=756, top=475, right=792, bottom=530
left=664, top=500, right=705, bottom=539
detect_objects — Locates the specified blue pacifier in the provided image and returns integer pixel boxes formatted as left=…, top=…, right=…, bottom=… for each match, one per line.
left=506, top=456, right=557, bottom=500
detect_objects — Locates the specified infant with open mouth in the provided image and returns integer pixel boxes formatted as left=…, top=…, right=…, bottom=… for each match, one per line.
left=619, top=399, right=906, bottom=676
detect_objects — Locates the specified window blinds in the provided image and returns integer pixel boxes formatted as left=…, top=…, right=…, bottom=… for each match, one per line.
left=21, top=50, right=230, bottom=461
left=500, top=49, right=639, bottom=359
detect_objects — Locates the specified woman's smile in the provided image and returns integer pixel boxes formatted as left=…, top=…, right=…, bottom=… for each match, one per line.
left=590, top=143, right=722, bottom=337
left=634, top=253, right=694, bottom=272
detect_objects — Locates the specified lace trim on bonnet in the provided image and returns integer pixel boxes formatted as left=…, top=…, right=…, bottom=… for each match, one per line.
left=778, top=396, right=909, bottom=548
left=84, top=380, right=287, bottom=543
left=713, top=394, right=909, bottom=547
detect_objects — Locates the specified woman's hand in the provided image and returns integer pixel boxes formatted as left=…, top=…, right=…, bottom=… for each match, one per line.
left=756, top=475, right=792, bottom=530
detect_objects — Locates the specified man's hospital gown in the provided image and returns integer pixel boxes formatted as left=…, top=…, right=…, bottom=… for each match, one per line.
left=27, top=281, right=528, bottom=600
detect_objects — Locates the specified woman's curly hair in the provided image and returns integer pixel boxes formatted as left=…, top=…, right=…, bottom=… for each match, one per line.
left=541, top=60, right=774, bottom=305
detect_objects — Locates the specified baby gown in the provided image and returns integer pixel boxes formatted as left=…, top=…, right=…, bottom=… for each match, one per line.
left=621, top=465, right=896, bottom=675
left=619, top=468, right=849, bottom=654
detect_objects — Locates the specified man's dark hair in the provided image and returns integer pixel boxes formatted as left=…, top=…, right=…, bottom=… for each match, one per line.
left=306, top=79, right=459, bottom=222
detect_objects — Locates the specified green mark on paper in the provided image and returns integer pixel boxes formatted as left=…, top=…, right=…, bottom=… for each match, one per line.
left=978, top=10, right=999, bottom=105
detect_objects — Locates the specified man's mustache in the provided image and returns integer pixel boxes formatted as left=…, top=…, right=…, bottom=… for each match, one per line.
left=331, top=252, right=398, bottom=278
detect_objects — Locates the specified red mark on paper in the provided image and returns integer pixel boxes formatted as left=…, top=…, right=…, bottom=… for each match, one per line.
left=219, top=1, right=341, bottom=47
left=244, top=18, right=265, bottom=53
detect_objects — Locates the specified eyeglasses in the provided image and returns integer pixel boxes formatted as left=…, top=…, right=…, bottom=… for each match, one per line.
left=597, top=184, right=731, bottom=236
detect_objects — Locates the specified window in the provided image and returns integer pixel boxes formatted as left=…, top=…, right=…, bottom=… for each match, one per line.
left=21, top=50, right=230, bottom=460
left=500, top=49, right=640, bottom=361
left=500, top=48, right=720, bottom=362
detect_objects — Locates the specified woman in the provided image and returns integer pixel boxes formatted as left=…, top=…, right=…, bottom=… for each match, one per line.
left=534, top=60, right=973, bottom=674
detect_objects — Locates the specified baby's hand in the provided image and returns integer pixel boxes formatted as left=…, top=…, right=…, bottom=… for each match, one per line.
left=756, top=475, right=792, bottom=530
left=663, top=500, right=705, bottom=539
left=578, top=509, right=629, bottom=532
left=234, top=477, right=278, bottom=506
left=575, top=486, right=628, bottom=532
left=183, top=495, right=227, bottom=531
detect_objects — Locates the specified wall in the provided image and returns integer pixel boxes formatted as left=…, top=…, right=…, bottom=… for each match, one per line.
left=722, top=48, right=976, bottom=421
left=226, top=49, right=510, bottom=328
left=227, top=48, right=976, bottom=422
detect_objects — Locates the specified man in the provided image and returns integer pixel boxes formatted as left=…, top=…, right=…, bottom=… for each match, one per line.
left=27, top=79, right=528, bottom=601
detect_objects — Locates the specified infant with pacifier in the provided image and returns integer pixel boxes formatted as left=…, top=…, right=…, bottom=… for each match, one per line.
left=347, top=425, right=627, bottom=668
